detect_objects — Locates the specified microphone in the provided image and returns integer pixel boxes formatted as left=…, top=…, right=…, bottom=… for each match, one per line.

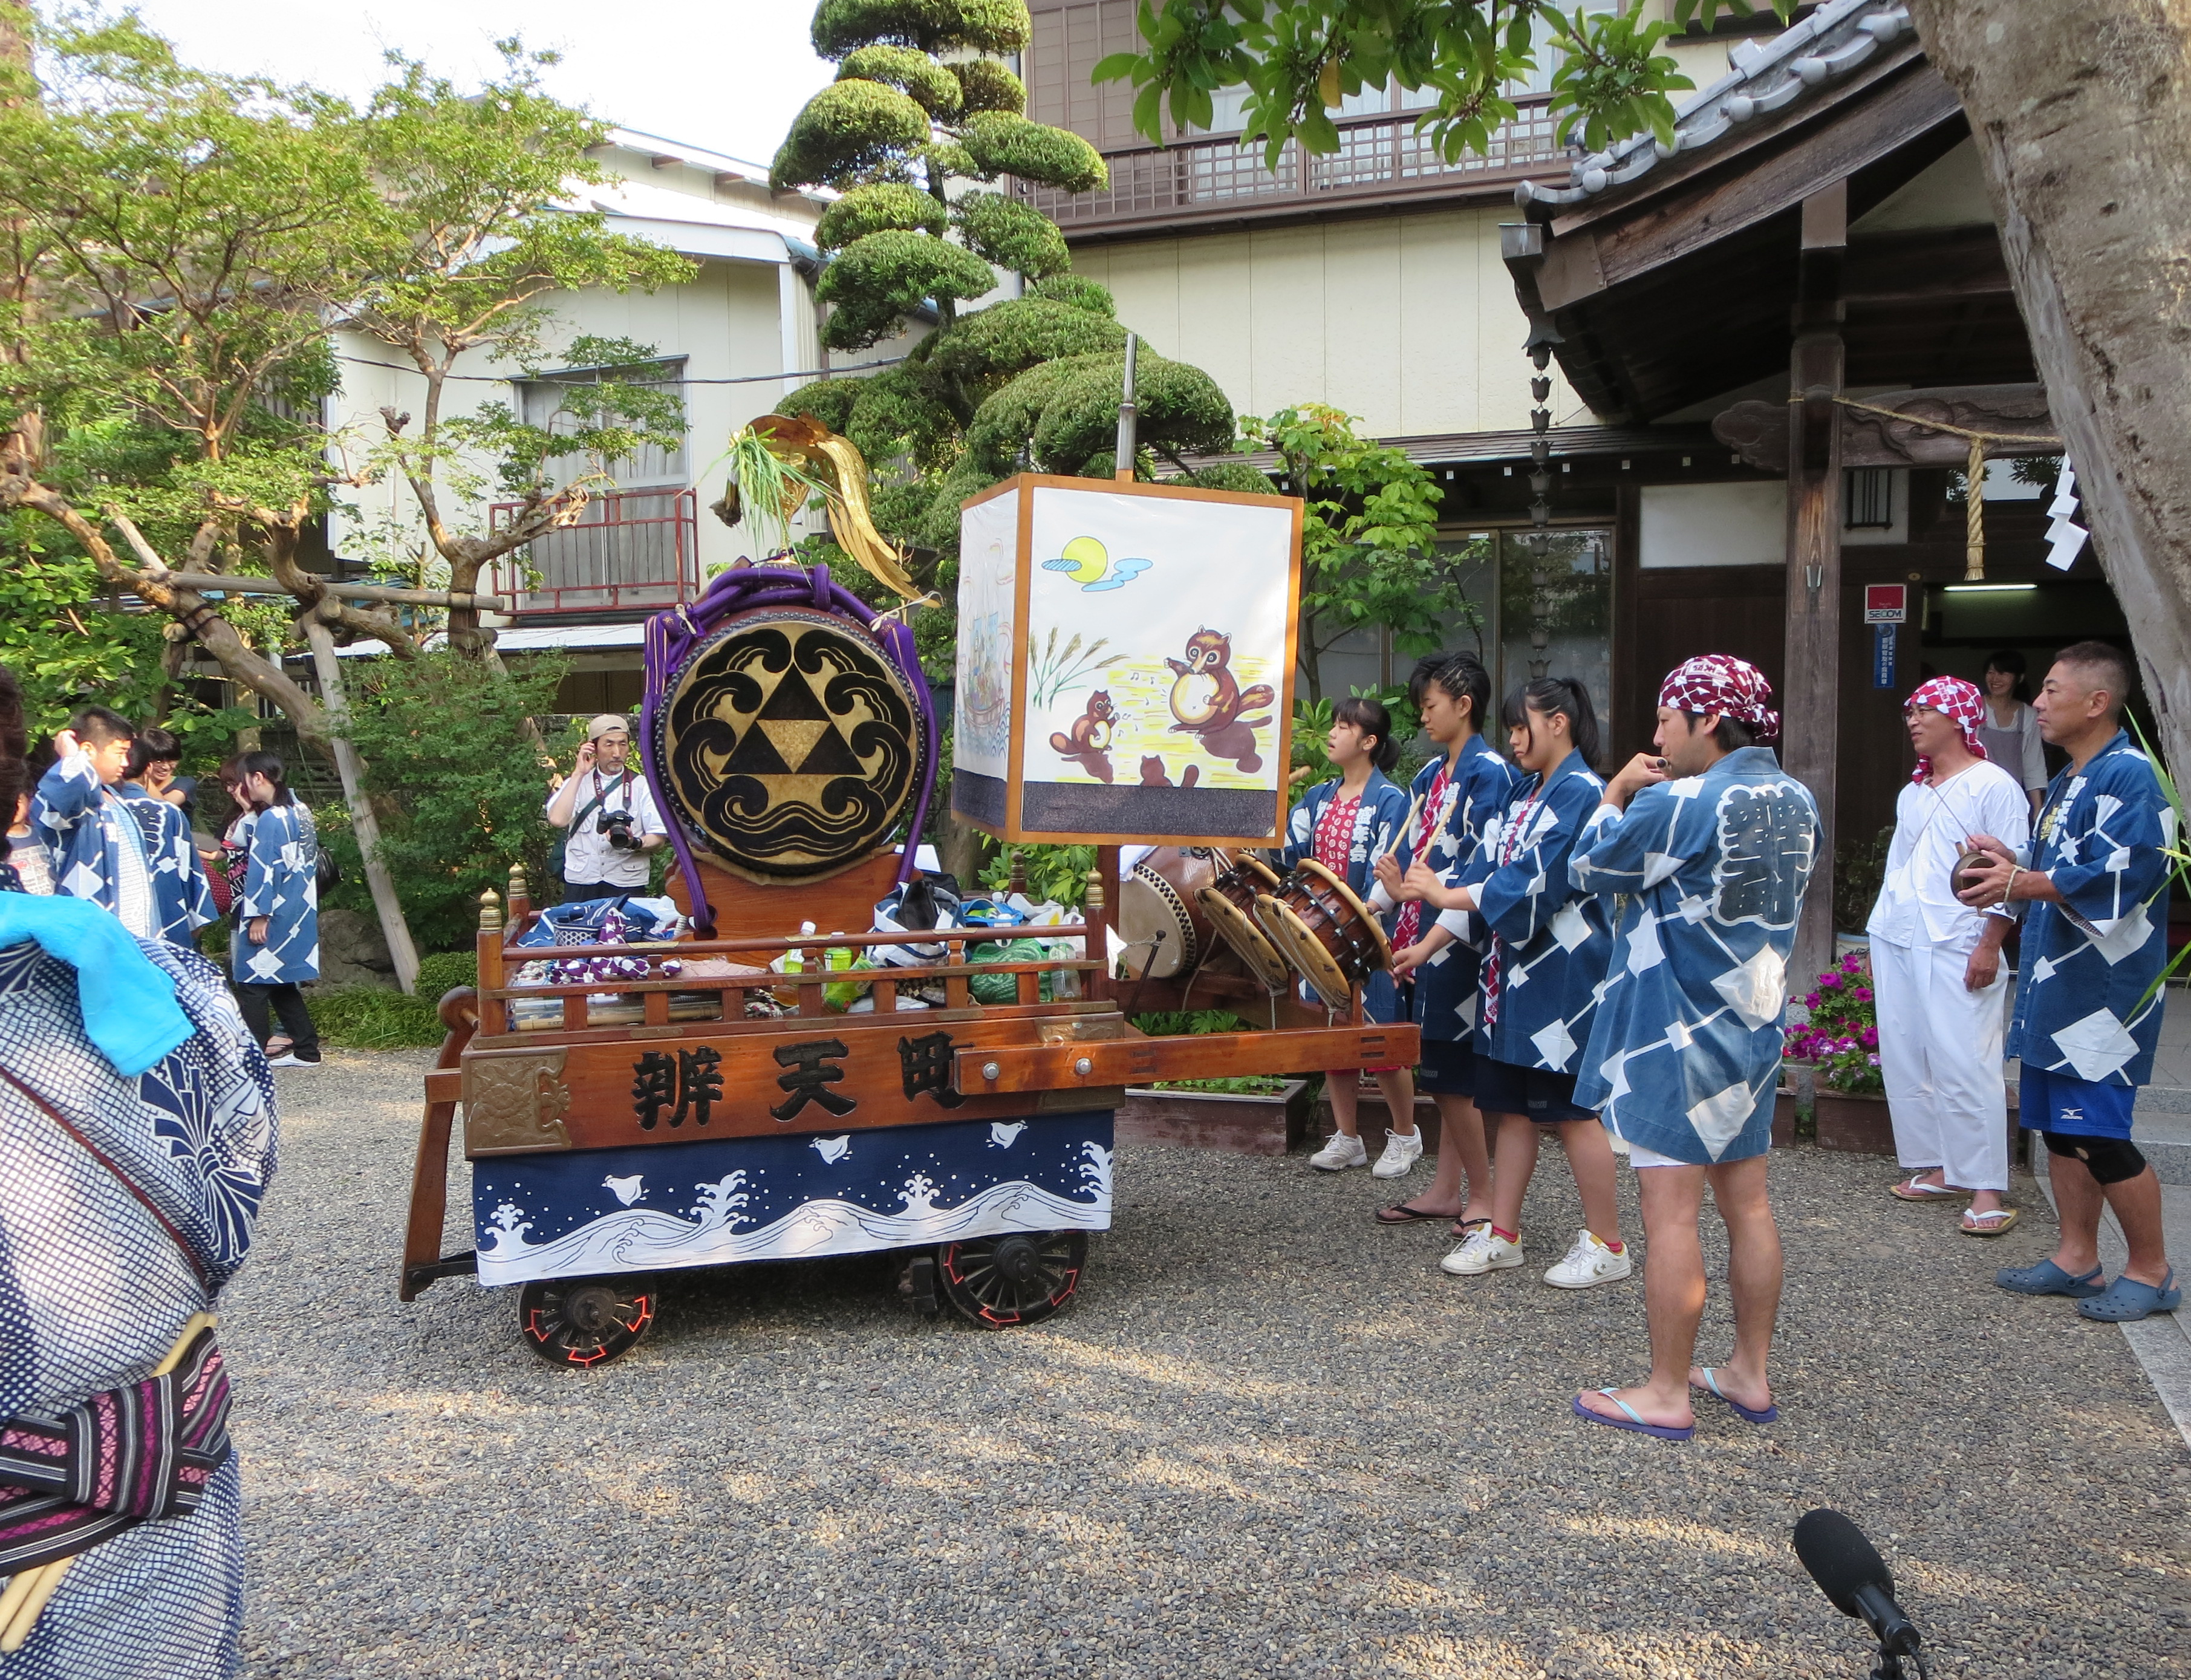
left=1794, top=1509, right=1926, bottom=1665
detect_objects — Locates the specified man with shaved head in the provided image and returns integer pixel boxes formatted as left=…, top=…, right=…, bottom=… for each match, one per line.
left=1958, top=640, right=2179, bottom=1323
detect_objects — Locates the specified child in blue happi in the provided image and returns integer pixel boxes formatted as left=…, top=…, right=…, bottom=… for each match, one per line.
left=1565, top=655, right=1818, bottom=1440
left=229, top=751, right=322, bottom=1068
left=1391, top=677, right=1626, bottom=1289
left=33, top=706, right=213, bottom=948
left=1958, top=641, right=2179, bottom=1324
left=1286, top=696, right=1423, bottom=1180
left=1369, top=653, right=1519, bottom=1236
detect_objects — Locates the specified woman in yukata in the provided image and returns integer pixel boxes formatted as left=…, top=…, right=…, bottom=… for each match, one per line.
left=227, top=751, right=322, bottom=1069
left=1391, top=677, right=1630, bottom=1289
left=1370, top=653, right=1519, bottom=1239
left=1286, top=696, right=1425, bottom=1180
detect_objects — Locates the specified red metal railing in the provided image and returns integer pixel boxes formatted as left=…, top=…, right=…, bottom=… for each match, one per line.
left=1020, top=96, right=1568, bottom=233
left=487, top=486, right=701, bottom=617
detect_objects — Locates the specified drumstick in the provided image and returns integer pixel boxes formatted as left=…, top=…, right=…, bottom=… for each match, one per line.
left=0, top=1312, right=216, bottom=1653
left=1375, top=790, right=1428, bottom=868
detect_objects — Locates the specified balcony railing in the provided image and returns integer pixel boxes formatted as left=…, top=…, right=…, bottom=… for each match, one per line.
left=1021, top=96, right=1569, bottom=234
left=487, top=486, right=701, bottom=617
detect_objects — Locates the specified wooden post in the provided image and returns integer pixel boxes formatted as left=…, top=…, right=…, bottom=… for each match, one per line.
left=302, top=614, right=422, bottom=994
left=1783, top=183, right=1847, bottom=992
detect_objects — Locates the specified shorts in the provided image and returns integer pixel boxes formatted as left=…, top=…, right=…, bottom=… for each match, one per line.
left=2018, top=1064, right=2137, bottom=1141
left=1416, top=1039, right=1477, bottom=1096
left=1474, top=1051, right=1597, bottom=1124
left=1625, top=1138, right=1768, bottom=1168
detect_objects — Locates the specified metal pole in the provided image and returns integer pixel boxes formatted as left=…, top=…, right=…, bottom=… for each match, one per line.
left=302, top=614, right=422, bottom=995
left=1114, top=333, right=1139, bottom=482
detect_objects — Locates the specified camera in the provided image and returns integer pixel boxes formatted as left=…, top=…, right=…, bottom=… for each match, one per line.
left=598, top=808, right=640, bottom=852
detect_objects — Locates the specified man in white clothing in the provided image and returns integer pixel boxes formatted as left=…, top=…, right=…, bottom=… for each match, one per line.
left=1867, top=676, right=2031, bottom=1235
left=543, top=715, right=668, bottom=900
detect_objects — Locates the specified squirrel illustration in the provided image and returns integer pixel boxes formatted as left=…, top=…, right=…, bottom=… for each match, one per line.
left=1165, top=631, right=1274, bottom=734
left=1049, top=690, right=1117, bottom=783
left=1138, top=756, right=1200, bottom=789
left=1164, top=630, right=1273, bottom=773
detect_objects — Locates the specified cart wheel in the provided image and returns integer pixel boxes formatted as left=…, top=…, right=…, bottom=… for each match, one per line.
left=935, top=1231, right=1088, bottom=1328
left=518, top=1277, right=657, bottom=1367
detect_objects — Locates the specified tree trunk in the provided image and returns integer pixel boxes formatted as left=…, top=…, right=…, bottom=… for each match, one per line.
left=1907, top=0, right=2191, bottom=773
left=302, top=614, right=422, bottom=995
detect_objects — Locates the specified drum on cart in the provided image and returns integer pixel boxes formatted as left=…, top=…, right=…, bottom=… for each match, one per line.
left=1255, top=859, right=1393, bottom=1009
left=1196, top=851, right=1292, bottom=991
left=1117, top=847, right=1219, bottom=979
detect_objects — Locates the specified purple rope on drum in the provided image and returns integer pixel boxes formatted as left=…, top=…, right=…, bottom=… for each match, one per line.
left=640, top=561, right=937, bottom=935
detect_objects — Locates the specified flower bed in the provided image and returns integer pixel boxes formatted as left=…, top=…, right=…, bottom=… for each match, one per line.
left=1785, top=950, right=1881, bottom=1095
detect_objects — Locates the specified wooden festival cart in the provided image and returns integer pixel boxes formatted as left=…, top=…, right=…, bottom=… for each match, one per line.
left=397, top=435, right=1417, bottom=1366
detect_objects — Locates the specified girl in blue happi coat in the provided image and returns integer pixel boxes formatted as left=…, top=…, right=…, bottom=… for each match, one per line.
left=1283, top=697, right=1424, bottom=1179
left=229, top=752, right=322, bottom=1067
left=1369, top=653, right=1519, bottom=1237
left=1391, top=677, right=1627, bottom=1289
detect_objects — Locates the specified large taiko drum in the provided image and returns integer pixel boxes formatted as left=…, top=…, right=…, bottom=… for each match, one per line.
left=653, top=604, right=925, bottom=884
left=1255, top=859, right=1393, bottom=1009
left=1196, top=851, right=1292, bottom=992
left=1118, top=847, right=1219, bottom=980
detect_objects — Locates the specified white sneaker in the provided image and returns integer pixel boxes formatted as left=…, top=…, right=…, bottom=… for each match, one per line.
left=265, top=1053, right=322, bottom=1069
left=1309, top=1131, right=1369, bottom=1172
left=1543, top=1229, right=1633, bottom=1289
left=1440, top=1228, right=1523, bottom=1275
left=1370, top=1128, right=1424, bottom=1179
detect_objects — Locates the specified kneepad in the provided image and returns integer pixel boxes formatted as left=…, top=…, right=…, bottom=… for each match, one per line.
left=2042, top=1130, right=2147, bottom=1185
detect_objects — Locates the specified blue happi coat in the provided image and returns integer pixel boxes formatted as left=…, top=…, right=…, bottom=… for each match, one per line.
left=232, top=803, right=319, bottom=985
left=31, top=756, right=213, bottom=947
left=1569, top=747, right=1821, bottom=1164
left=0, top=897, right=277, bottom=1678
left=1457, top=750, right=1612, bottom=1073
left=1377, top=735, right=1520, bottom=1047
left=1280, top=768, right=1411, bottom=1019
left=2009, top=731, right=2175, bottom=1088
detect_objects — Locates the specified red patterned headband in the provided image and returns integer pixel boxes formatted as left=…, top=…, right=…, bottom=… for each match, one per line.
left=1907, top=675, right=1989, bottom=783
left=1658, top=655, right=1780, bottom=744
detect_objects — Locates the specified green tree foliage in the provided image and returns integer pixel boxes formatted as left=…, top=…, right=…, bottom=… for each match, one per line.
left=325, top=651, right=567, bottom=952
left=1095, top=1, right=1787, bottom=164
left=1239, top=403, right=1456, bottom=701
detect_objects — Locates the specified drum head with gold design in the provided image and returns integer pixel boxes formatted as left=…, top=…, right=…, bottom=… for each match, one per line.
left=656, top=605, right=923, bottom=882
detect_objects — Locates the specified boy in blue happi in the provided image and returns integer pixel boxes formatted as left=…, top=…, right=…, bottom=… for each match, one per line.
left=1370, top=653, right=1519, bottom=1236
left=1958, top=642, right=2179, bottom=1323
left=1391, top=677, right=1627, bottom=1289
left=1286, top=697, right=1426, bottom=1179
left=32, top=706, right=213, bottom=948
left=1565, top=656, right=1818, bottom=1440
left=228, top=752, right=322, bottom=1069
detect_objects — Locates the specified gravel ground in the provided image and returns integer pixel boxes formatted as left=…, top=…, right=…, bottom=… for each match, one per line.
left=225, top=1049, right=2189, bottom=1679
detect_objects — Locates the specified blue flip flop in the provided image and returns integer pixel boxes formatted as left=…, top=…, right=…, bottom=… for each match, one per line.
left=2077, top=1269, right=2181, bottom=1323
left=1690, top=1367, right=1777, bottom=1424
left=1996, top=1259, right=2106, bottom=1299
left=1572, top=1389, right=1694, bottom=1441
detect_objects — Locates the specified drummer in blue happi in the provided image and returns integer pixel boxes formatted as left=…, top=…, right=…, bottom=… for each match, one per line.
left=1958, top=641, right=2179, bottom=1323
left=1284, top=697, right=1425, bottom=1179
left=1369, top=653, right=1519, bottom=1236
left=1390, top=677, right=1627, bottom=1290
left=1565, top=655, right=1819, bottom=1441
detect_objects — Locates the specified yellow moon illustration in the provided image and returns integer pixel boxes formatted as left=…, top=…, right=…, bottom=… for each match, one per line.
left=1057, top=535, right=1108, bottom=582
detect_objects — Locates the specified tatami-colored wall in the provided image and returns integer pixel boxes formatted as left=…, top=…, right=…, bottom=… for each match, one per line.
left=1069, top=206, right=1586, bottom=440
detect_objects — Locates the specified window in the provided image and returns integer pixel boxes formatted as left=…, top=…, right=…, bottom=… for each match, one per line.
left=1845, top=467, right=1893, bottom=530
left=518, top=359, right=688, bottom=490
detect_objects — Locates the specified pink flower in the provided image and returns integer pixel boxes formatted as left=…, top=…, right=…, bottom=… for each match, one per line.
left=1805, top=992, right=1821, bottom=1009
left=1861, top=1026, right=1878, bottom=1049
left=1853, top=986, right=1874, bottom=1003
left=1867, top=1053, right=1881, bottom=1066
left=1819, top=974, right=1843, bottom=991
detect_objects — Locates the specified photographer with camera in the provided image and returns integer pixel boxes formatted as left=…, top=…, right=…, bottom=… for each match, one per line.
left=544, top=715, right=667, bottom=902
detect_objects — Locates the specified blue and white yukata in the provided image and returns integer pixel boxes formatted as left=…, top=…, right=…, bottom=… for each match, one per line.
left=231, top=804, right=319, bottom=987
left=1369, top=736, right=1520, bottom=1093
left=0, top=894, right=276, bottom=1679
left=1458, top=750, right=1612, bottom=1113
left=31, top=755, right=213, bottom=948
left=2008, top=731, right=2176, bottom=1139
left=1279, top=769, right=1412, bottom=1027
left=1569, top=746, right=1821, bottom=1164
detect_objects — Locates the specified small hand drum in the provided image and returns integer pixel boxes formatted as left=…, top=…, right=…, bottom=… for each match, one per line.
left=1118, top=847, right=1218, bottom=980
left=1196, top=851, right=1293, bottom=992
left=1254, top=859, right=1394, bottom=1009
left=1950, top=847, right=1995, bottom=900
